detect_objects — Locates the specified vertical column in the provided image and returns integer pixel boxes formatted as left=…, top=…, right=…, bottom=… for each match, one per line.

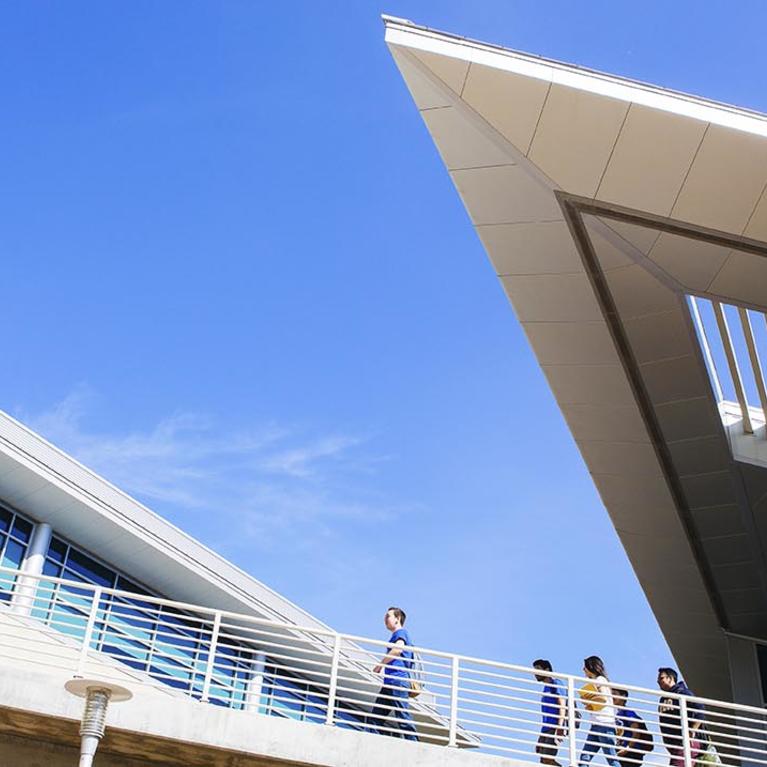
left=245, top=652, right=267, bottom=713
left=11, top=522, right=52, bottom=616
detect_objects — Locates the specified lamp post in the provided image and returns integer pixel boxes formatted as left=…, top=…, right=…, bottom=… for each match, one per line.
left=64, top=678, right=132, bottom=767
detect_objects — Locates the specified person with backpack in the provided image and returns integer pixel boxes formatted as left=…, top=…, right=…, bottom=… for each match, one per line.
left=657, top=668, right=704, bottom=767
left=533, top=659, right=567, bottom=767
left=367, top=606, right=418, bottom=741
left=578, top=656, right=621, bottom=767
left=613, top=688, right=653, bottom=767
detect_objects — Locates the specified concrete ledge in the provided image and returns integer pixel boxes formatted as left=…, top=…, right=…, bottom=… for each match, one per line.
left=0, top=659, right=520, bottom=767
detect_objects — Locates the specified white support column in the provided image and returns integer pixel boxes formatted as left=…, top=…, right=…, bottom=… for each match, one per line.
left=11, top=522, right=52, bottom=616
left=245, top=652, right=267, bottom=713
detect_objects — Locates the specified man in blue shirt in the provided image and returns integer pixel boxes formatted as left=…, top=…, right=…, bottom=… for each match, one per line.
left=533, top=659, right=566, bottom=767
left=367, top=606, right=417, bottom=741
left=614, top=688, right=653, bottom=767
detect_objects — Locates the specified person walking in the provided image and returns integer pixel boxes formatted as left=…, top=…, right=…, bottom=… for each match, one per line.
left=578, top=656, right=621, bottom=767
left=533, top=659, right=567, bottom=767
left=657, top=668, right=704, bottom=767
left=367, top=607, right=417, bottom=741
left=613, top=688, right=653, bottom=767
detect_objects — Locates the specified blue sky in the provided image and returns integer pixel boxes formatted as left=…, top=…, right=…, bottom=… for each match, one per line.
left=4, top=1, right=767, bottom=690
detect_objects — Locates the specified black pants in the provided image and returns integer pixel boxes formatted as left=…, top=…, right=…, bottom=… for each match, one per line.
left=367, top=680, right=417, bottom=741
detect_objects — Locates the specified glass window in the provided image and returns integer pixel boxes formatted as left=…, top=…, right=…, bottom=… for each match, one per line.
left=10, top=516, right=32, bottom=544
left=757, top=644, right=767, bottom=704
left=65, top=548, right=115, bottom=588
left=47, top=537, right=68, bottom=563
left=0, top=508, right=11, bottom=533
left=2, top=539, right=26, bottom=569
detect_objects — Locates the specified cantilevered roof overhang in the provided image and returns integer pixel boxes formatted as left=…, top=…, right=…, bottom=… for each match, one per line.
left=385, top=15, right=767, bottom=700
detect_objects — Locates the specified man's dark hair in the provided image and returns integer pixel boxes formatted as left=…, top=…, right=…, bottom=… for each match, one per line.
left=658, top=667, right=678, bottom=682
left=613, top=688, right=628, bottom=699
left=388, top=606, right=406, bottom=625
left=533, top=659, right=553, bottom=672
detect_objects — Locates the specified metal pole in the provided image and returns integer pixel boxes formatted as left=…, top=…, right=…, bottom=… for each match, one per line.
left=448, top=655, right=459, bottom=747
left=325, top=634, right=342, bottom=725
left=681, top=697, right=693, bottom=767
left=76, top=587, right=103, bottom=677
left=11, top=522, right=52, bottom=616
left=713, top=301, right=753, bottom=433
left=200, top=611, right=222, bottom=703
left=568, top=676, right=578, bottom=767
left=65, top=679, right=132, bottom=767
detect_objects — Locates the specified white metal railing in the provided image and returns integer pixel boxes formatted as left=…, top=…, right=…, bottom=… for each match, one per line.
left=0, top=565, right=765, bottom=765
left=690, top=296, right=767, bottom=434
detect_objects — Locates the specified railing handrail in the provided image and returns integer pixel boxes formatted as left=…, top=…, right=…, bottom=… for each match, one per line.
left=1, top=563, right=764, bottom=719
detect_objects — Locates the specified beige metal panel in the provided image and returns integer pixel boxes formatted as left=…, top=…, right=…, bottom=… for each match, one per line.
left=619, top=531, right=707, bottom=587
left=707, top=561, right=761, bottom=590
left=639, top=355, right=708, bottom=405
left=594, top=473, right=684, bottom=536
left=411, top=48, right=469, bottom=95
left=708, top=251, right=767, bottom=309
left=691, top=504, right=746, bottom=539
left=450, top=165, right=561, bottom=224
left=560, top=403, right=650, bottom=443
left=461, top=62, right=551, bottom=156
left=702, top=534, right=756, bottom=566
left=648, top=232, right=731, bottom=292
left=521, top=321, right=619, bottom=365
left=680, top=471, right=736, bottom=510
left=655, top=397, right=721, bottom=442
left=577, top=440, right=662, bottom=476
left=744, top=186, right=767, bottom=240
left=622, top=309, right=696, bottom=365
left=667, top=436, right=731, bottom=477
left=388, top=47, right=454, bottom=110
left=723, top=587, right=767, bottom=614
left=477, top=220, right=581, bottom=276
left=528, top=84, right=629, bottom=197
left=604, top=263, right=681, bottom=319
left=543, top=364, right=636, bottom=406
left=602, top=219, right=660, bottom=255
left=500, top=273, right=602, bottom=322
left=420, top=106, right=514, bottom=170
left=586, top=224, right=635, bottom=270
left=671, top=124, right=767, bottom=234
left=596, top=105, right=707, bottom=215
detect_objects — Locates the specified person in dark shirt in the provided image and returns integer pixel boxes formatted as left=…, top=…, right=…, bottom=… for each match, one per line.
left=533, top=659, right=567, bottom=767
left=657, top=668, right=704, bottom=767
left=367, top=606, right=417, bottom=741
left=614, top=688, right=653, bottom=767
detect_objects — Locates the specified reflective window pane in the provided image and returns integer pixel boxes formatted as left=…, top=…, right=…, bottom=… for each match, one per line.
left=47, top=537, right=68, bottom=563
left=66, top=548, right=115, bottom=587
left=10, top=517, right=32, bottom=543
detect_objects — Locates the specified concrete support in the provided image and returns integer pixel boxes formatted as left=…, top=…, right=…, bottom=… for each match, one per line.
left=11, top=523, right=52, bottom=616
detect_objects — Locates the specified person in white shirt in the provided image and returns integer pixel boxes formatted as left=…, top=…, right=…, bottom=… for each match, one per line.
left=579, top=656, right=621, bottom=767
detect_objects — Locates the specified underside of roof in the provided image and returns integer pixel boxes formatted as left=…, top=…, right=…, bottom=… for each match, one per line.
left=385, top=15, right=767, bottom=700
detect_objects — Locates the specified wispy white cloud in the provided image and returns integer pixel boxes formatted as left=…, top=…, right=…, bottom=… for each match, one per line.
left=16, top=387, right=408, bottom=558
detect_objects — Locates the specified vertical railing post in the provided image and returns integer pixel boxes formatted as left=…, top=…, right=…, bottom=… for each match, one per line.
left=448, top=655, right=459, bottom=747
left=76, top=586, right=103, bottom=677
left=567, top=677, right=578, bottom=767
left=680, top=697, right=692, bottom=767
left=325, top=633, right=342, bottom=725
left=200, top=611, right=222, bottom=703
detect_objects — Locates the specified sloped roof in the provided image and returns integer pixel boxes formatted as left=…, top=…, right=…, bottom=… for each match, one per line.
left=385, top=15, right=767, bottom=700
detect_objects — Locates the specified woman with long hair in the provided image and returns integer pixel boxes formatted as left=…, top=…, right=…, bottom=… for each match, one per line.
left=578, top=656, right=621, bottom=767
